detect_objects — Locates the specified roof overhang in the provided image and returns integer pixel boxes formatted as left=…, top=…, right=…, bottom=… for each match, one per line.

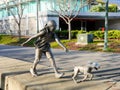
left=77, top=12, right=120, bottom=20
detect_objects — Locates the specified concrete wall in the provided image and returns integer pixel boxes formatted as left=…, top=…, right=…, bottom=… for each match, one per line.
left=7, top=16, right=37, bottom=36
left=0, top=15, right=120, bottom=36
left=94, top=19, right=120, bottom=30
left=109, top=19, right=120, bottom=30
left=0, top=12, right=59, bottom=36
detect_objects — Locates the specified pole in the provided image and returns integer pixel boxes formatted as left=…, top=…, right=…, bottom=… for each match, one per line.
left=36, top=0, right=39, bottom=33
left=104, top=0, right=109, bottom=50
left=26, top=1, right=29, bottom=35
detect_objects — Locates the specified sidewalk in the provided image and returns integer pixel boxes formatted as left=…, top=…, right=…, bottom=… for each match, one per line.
left=0, top=51, right=120, bottom=90
left=0, top=45, right=120, bottom=90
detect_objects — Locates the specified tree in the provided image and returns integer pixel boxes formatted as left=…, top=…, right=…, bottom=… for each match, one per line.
left=108, top=4, right=118, bottom=12
left=3, top=0, right=26, bottom=40
left=90, top=3, right=105, bottom=12
left=51, top=0, right=94, bottom=40
left=90, top=1, right=118, bottom=12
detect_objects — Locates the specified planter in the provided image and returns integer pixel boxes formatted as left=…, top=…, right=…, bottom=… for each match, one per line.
left=76, top=34, right=93, bottom=45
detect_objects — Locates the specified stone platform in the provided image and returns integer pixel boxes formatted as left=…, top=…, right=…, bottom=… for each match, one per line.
left=0, top=56, right=118, bottom=90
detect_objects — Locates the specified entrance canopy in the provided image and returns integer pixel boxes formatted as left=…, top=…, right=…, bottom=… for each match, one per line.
left=59, top=12, right=120, bottom=30
left=77, top=12, right=120, bottom=20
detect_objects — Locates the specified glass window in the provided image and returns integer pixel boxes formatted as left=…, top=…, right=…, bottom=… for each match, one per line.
left=50, top=0, right=89, bottom=12
left=0, top=10, right=3, bottom=19
left=40, top=0, right=54, bottom=11
left=22, top=3, right=28, bottom=15
left=28, top=1, right=36, bottom=13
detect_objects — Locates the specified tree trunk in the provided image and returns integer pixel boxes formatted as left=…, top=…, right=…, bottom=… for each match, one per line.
left=68, top=20, right=71, bottom=40
left=18, top=24, right=21, bottom=41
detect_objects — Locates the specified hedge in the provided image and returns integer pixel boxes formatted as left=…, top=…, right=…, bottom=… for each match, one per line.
left=108, top=30, right=120, bottom=39
left=89, top=31, right=104, bottom=39
left=55, top=30, right=80, bottom=39
left=55, top=30, right=120, bottom=39
left=89, top=30, right=120, bottom=39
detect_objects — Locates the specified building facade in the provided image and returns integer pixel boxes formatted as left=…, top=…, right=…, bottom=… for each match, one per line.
left=0, top=0, right=120, bottom=36
left=0, top=0, right=90, bottom=35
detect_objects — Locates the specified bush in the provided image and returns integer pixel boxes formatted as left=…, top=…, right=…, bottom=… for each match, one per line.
left=71, top=30, right=80, bottom=38
left=89, top=30, right=120, bottom=39
left=108, top=30, right=120, bottom=39
left=90, top=4, right=118, bottom=12
left=108, top=4, right=118, bottom=12
left=55, top=30, right=68, bottom=39
left=56, top=30, right=120, bottom=39
left=108, top=30, right=116, bottom=39
left=55, top=30, right=80, bottom=39
left=91, top=31, right=104, bottom=39
left=90, top=4, right=105, bottom=12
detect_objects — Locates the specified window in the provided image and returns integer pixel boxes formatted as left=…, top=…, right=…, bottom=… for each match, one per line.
left=28, top=1, right=36, bottom=13
left=40, top=0, right=53, bottom=11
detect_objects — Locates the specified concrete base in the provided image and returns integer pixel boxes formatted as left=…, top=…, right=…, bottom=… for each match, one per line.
left=0, top=56, right=116, bottom=90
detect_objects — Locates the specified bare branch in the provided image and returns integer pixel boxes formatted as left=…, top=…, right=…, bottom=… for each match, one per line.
left=68, top=0, right=79, bottom=18
left=2, top=0, right=26, bottom=40
left=48, top=0, right=94, bottom=40
left=70, top=0, right=93, bottom=21
left=53, top=9, right=68, bottom=24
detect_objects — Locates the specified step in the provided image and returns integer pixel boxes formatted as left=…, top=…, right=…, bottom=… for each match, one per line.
left=0, top=56, right=114, bottom=90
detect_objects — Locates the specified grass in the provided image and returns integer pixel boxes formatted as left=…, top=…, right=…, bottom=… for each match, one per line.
left=51, top=39, right=76, bottom=48
left=0, top=35, right=19, bottom=45
left=51, top=38, right=120, bottom=53
left=0, top=34, right=120, bottom=53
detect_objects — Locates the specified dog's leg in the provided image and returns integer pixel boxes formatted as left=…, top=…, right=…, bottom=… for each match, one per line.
left=89, top=74, right=93, bottom=80
left=72, top=67, right=79, bottom=83
left=80, top=74, right=88, bottom=82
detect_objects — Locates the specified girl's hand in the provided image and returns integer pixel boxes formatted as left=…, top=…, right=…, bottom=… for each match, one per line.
left=21, top=42, right=26, bottom=46
left=64, top=48, right=68, bottom=52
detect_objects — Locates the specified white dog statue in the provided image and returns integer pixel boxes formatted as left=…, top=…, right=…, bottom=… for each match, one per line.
left=72, top=62, right=100, bottom=83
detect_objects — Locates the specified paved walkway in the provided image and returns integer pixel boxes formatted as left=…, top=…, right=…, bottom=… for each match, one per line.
left=0, top=45, right=120, bottom=90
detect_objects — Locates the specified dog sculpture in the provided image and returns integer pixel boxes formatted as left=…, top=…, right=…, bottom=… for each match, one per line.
left=72, top=62, right=100, bottom=83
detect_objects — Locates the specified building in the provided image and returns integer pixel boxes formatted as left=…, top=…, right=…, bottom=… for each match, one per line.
left=0, top=0, right=120, bottom=36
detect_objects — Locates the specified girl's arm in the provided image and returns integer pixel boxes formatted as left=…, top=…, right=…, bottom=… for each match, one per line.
left=54, top=33, right=68, bottom=52
left=21, top=30, right=45, bottom=46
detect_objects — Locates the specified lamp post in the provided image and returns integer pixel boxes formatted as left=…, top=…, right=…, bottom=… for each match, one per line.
left=104, top=0, right=109, bottom=50
left=36, top=0, right=39, bottom=33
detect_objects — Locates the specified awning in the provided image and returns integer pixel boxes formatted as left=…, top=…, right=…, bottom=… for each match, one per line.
left=77, top=12, right=120, bottom=20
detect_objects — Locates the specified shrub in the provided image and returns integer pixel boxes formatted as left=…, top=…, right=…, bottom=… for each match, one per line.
left=77, top=30, right=87, bottom=34
left=93, top=31, right=104, bottom=39
left=71, top=30, right=80, bottom=38
left=55, top=30, right=120, bottom=39
left=89, top=30, right=120, bottom=39
left=90, top=4, right=118, bottom=12
left=108, top=30, right=116, bottom=39
left=55, top=30, right=68, bottom=39
left=108, top=30, right=120, bottom=39
left=55, top=30, right=80, bottom=39
left=90, top=4, right=105, bottom=12
left=115, top=30, right=120, bottom=39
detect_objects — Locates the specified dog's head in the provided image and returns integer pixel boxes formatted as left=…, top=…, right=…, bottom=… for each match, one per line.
left=89, top=62, right=100, bottom=70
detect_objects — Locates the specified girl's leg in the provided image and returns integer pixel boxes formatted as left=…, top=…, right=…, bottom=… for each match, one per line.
left=46, top=49, right=64, bottom=78
left=30, top=48, right=42, bottom=77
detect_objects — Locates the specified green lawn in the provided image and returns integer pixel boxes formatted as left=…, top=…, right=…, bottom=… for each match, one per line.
left=0, top=35, right=120, bottom=53
left=0, top=35, right=19, bottom=45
